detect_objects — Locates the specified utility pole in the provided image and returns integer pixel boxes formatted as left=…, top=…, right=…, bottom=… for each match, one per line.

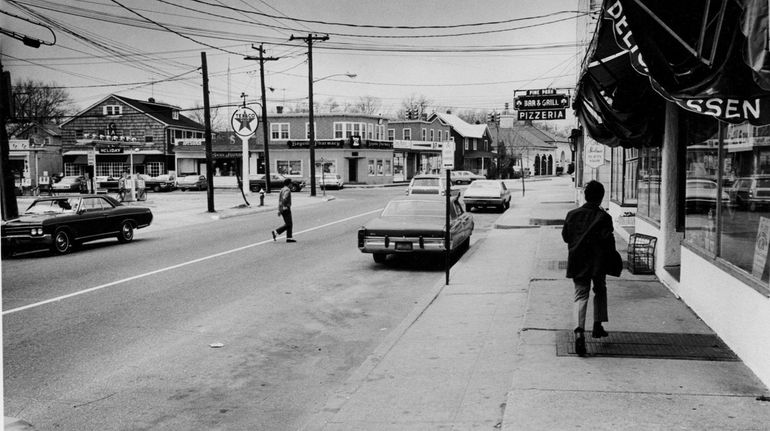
left=201, top=52, right=215, bottom=212
left=244, top=44, right=279, bottom=193
left=289, top=33, right=329, bottom=197
left=0, top=59, right=19, bottom=220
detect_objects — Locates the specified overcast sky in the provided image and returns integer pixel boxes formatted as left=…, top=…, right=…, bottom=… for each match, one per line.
left=3, top=0, right=588, bottom=124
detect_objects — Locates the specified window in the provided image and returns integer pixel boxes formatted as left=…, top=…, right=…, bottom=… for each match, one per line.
left=610, top=147, right=638, bottom=205
left=271, top=123, right=290, bottom=140
left=472, top=141, right=477, bottom=151
left=384, top=159, right=392, bottom=176
left=388, top=129, right=395, bottom=141
left=96, top=162, right=126, bottom=177
left=276, top=160, right=302, bottom=176
left=422, top=128, right=427, bottom=141
left=103, top=105, right=122, bottom=116
left=368, top=159, right=375, bottom=176
left=315, top=159, right=336, bottom=174
left=146, top=162, right=163, bottom=176
left=367, top=123, right=374, bottom=139
left=172, top=110, right=179, bottom=120
left=145, top=135, right=154, bottom=143
left=376, top=159, right=383, bottom=176
left=438, top=130, right=442, bottom=141
left=429, top=129, right=434, bottom=141
left=378, top=125, right=385, bottom=140
left=75, top=130, right=84, bottom=139
left=403, top=129, right=411, bottom=140
left=636, top=147, right=661, bottom=223
left=464, top=139, right=469, bottom=150
left=334, top=123, right=344, bottom=139
left=305, top=122, right=316, bottom=139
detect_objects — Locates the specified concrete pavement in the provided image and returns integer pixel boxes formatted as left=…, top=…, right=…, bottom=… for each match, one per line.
left=8, top=178, right=770, bottom=430
left=298, top=175, right=770, bottom=431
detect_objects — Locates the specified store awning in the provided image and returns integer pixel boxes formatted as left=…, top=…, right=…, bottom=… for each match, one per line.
left=574, top=0, right=770, bottom=147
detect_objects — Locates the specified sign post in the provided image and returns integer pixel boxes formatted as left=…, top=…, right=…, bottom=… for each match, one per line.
left=442, top=141, right=455, bottom=285
left=231, top=106, right=260, bottom=196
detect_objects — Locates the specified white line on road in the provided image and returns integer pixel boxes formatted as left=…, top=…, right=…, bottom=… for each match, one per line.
left=3, top=208, right=383, bottom=316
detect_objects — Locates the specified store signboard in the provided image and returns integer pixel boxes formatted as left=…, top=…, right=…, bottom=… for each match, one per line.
left=585, top=142, right=605, bottom=168
left=752, top=217, right=770, bottom=278
left=516, top=110, right=566, bottom=121
left=442, top=142, right=455, bottom=170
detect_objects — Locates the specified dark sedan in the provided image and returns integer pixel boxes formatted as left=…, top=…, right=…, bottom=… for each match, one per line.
left=357, top=195, right=474, bottom=263
left=249, top=173, right=305, bottom=192
left=1, top=195, right=153, bottom=256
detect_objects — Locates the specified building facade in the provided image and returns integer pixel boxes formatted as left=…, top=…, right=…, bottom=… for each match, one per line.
left=59, top=94, right=205, bottom=178
left=389, top=116, right=452, bottom=181
left=574, top=0, right=770, bottom=386
left=9, top=123, right=63, bottom=193
left=435, top=112, right=494, bottom=176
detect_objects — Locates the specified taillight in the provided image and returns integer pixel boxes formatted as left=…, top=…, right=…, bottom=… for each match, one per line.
left=357, top=229, right=365, bottom=247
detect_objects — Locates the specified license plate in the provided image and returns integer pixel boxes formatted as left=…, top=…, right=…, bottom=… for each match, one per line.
left=395, top=242, right=412, bottom=250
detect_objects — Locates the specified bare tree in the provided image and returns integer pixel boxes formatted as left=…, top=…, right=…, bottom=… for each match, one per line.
left=189, top=102, right=226, bottom=131
left=324, top=98, right=340, bottom=113
left=352, top=96, right=382, bottom=115
left=399, top=94, right=433, bottom=119
left=9, top=79, right=74, bottom=135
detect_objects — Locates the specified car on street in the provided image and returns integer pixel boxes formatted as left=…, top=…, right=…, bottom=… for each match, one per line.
left=729, top=175, right=770, bottom=211
left=176, top=174, right=208, bottom=191
left=315, top=173, right=344, bottom=190
left=95, top=176, right=120, bottom=192
left=1, top=194, right=153, bottom=256
left=450, top=170, right=485, bottom=185
left=249, top=173, right=305, bottom=192
left=686, top=178, right=732, bottom=213
left=462, top=180, right=512, bottom=212
left=405, top=174, right=459, bottom=196
left=138, top=174, right=177, bottom=192
left=357, top=195, right=474, bottom=263
left=52, top=175, right=88, bottom=194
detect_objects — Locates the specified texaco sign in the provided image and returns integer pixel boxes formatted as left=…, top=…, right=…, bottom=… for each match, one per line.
left=231, top=106, right=259, bottom=137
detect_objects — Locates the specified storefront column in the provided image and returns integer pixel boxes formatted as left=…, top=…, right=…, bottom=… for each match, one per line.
left=659, top=101, right=684, bottom=292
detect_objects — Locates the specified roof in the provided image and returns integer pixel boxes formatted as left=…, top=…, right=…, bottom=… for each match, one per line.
left=434, top=112, right=489, bottom=139
left=113, top=95, right=204, bottom=130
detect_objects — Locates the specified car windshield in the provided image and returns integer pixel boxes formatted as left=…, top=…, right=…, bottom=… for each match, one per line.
left=467, top=181, right=499, bottom=189
left=411, top=178, right=440, bottom=187
left=25, top=198, right=79, bottom=214
left=381, top=200, right=444, bottom=218
left=758, top=179, right=770, bottom=188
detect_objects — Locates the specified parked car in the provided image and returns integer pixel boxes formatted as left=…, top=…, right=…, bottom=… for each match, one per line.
left=52, top=175, right=88, bottom=194
left=450, top=170, right=485, bottom=185
left=177, top=174, right=208, bottom=191
left=405, top=174, right=459, bottom=196
left=249, top=173, right=305, bottom=192
left=315, top=173, right=344, bottom=190
left=95, top=176, right=120, bottom=192
left=729, top=175, right=770, bottom=211
left=462, top=180, right=512, bottom=212
left=357, top=195, right=474, bottom=263
left=686, top=179, right=732, bottom=213
left=138, top=174, right=176, bottom=192
left=1, top=194, right=153, bottom=256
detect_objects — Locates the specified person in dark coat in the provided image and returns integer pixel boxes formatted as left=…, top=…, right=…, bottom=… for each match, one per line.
left=271, top=178, right=296, bottom=243
left=561, top=180, right=614, bottom=355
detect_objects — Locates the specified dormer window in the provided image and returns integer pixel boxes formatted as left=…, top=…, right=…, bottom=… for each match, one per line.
left=172, top=110, right=179, bottom=120
left=103, top=105, right=122, bottom=116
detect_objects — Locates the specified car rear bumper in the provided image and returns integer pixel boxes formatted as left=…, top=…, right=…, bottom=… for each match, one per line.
left=359, top=235, right=447, bottom=254
left=464, top=198, right=504, bottom=206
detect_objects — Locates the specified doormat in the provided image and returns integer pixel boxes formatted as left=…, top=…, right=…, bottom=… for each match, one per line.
left=555, top=330, right=739, bottom=361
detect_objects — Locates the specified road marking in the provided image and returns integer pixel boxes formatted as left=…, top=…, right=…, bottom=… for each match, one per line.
left=3, top=208, right=382, bottom=315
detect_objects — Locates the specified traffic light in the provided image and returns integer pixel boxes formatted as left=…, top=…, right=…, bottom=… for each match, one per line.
left=495, top=112, right=501, bottom=123
left=486, top=112, right=493, bottom=123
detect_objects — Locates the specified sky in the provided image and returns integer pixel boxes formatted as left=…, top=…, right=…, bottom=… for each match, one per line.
left=2, top=0, right=591, bottom=127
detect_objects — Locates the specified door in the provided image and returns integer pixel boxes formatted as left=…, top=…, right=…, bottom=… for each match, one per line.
left=348, top=160, right=358, bottom=183
left=76, top=197, right=108, bottom=238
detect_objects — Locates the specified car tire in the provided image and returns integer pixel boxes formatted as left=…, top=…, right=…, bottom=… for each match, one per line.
left=180, top=188, right=187, bottom=192
left=51, top=228, right=73, bottom=255
left=373, top=253, right=386, bottom=263
left=153, top=185, right=161, bottom=192
left=290, top=184, right=299, bottom=192
left=117, top=221, right=134, bottom=243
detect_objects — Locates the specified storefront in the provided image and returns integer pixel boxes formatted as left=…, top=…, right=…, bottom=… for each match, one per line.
left=392, top=140, right=446, bottom=181
left=574, top=0, right=770, bottom=386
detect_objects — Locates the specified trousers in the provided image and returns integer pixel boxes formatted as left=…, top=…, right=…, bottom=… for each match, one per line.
left=573, top=275, right=607, bottom=331
left=276, top=209, right=293, bottom=238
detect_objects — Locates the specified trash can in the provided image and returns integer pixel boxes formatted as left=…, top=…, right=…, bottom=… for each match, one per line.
left=627, top=233, right=657, bottom=274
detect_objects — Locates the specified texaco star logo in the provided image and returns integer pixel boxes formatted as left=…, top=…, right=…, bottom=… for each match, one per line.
left=231, top=107, right=259, bottom=137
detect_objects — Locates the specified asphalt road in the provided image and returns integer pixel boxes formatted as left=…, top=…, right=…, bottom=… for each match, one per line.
left=2, top=187, right=501, bottom=430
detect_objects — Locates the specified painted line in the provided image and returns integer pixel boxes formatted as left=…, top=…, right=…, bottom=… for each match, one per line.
left=3, top=208, right=382, bottom=316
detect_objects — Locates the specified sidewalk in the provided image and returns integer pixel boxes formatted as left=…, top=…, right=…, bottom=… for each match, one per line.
left=299, top=176, right=770, bottom=430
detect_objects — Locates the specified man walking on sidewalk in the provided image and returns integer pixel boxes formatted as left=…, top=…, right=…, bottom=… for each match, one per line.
left=562, top=180, right=612, bottom=355
left=272, top=178, right=296, bottom=243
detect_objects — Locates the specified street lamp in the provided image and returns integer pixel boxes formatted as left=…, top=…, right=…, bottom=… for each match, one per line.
left=313, top=73, right=357, bottom=83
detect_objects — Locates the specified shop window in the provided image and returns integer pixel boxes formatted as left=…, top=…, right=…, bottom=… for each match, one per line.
left=277, top=160, right=302, bottom=176
left=146, top=162, right=163, bottom=176
left=315, top=159, right=336, bottom=173
left=271, top=123, right=290, bottom=140
left=636, top=147, right=661, bottom=223
left=376, top=159, right=383, bottom=176
left=385, top=159, right=392, bottom=176
left=145, top=135, right=154, bottom=143
left=368, top=159, right=375, bottom=176
left=684, top=120, right=770, bottom=288
left=610, top=147, right=639, bottom=205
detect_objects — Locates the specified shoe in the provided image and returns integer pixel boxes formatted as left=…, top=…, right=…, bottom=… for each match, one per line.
left=592, top=322, right=608, bottom=338
left=286, top=238, right=297, bottom=243
left=574, top=329, right=586, bottom=356
left=271, top=231, right=276, bottom=241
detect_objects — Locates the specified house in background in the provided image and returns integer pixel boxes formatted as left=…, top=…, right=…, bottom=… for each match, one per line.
left=434, top=112, right=494, bottom=177
left=388, top=116, right=452, bottom=181
left=8, top=123, right=63, bottom=193
left=59, top=94, right=204, bottom=178
left=490, top=115, right=572, bottom=177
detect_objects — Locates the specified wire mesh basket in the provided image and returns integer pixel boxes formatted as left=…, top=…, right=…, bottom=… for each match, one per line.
left=627, top=233, right=657, bottom=274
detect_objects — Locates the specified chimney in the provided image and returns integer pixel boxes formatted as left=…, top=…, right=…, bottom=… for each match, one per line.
left=446, top=109, right=452, bottom=114
left=148, top=97, right=156, bottom=103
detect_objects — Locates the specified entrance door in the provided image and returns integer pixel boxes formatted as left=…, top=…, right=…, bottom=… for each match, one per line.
left=348, top=160, right=358, bottom=183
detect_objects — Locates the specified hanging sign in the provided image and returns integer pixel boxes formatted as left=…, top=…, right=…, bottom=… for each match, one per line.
left=585, top=142, right=605, bottom=168
left=231, top=106, right=260, bottom=137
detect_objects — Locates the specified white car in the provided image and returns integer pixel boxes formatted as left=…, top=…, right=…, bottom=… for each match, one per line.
left=462, top=180, right=511, bottom=212
left=316, top=173, right=344, bottom=190
left=406, top=174, right=459, bottom=196
left=450, top=170, right=485, bottom=185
